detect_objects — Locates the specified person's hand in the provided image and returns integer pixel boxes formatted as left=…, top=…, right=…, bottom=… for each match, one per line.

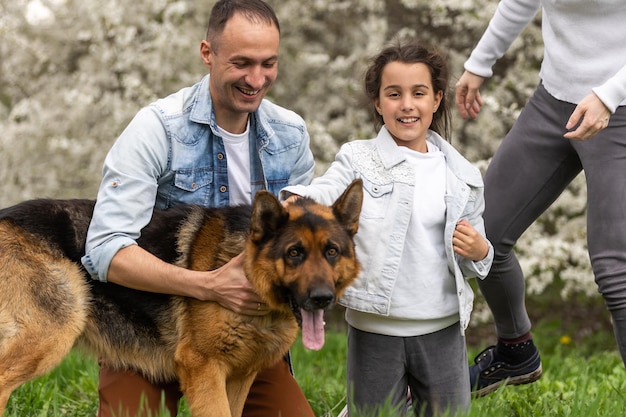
left=455, top=71, right=486, bottom=120
left=563, top=92, right=611, bottom=140
left=199, top=252, right=269, bottom=316
left=282, top=194, right=301, bottom=207
left=453, top=219, right=489, bottom=261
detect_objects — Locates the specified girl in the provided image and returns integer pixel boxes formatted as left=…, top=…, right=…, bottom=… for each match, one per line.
left=282, top=41, right=493, bottom=417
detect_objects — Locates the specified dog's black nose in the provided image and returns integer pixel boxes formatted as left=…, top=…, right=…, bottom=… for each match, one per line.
left=309, top=288, right=335, bottom=309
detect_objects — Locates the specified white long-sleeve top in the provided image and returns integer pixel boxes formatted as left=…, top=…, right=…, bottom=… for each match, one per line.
left=464, top=0, right=626, bottom=112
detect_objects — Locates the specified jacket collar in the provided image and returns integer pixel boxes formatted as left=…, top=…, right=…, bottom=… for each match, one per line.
left=374, top=126, right=483, bottom=187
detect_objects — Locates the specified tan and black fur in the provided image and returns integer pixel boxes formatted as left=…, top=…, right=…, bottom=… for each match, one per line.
left=0, top=179, right=363, bottom=417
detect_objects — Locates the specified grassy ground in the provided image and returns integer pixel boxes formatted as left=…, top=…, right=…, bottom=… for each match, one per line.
left=294, top=331, right=626, bottom=417
left=3, top=296, right=625, bottom=416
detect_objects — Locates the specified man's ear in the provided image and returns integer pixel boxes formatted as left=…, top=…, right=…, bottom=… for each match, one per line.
left=200, top=40, right=212, bottom=69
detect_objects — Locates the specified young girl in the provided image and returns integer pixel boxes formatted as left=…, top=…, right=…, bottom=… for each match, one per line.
left=282, top=41, right=493, bottom=417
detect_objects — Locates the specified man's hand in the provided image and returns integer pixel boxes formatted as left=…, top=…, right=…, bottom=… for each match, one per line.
left=564, top=92, right=611, bottom=140
left=200, top=252, right=269, bottom=316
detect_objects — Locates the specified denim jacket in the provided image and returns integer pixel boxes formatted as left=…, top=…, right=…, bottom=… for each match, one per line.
left=82, top=75, right=315, bottom=282
left=281, top=127, right=493, bottom=333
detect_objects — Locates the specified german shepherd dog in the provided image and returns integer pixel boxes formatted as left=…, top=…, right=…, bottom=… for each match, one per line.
left=0, top=179, right=363, bottom=417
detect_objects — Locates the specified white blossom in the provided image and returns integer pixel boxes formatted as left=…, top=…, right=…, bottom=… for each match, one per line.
left=1, top=0, right=597, bottom=306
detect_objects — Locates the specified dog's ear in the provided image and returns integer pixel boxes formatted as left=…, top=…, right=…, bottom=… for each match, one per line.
left=250, top=191, right=288, bottom=243
left=332, top=178, right=363, bottom=237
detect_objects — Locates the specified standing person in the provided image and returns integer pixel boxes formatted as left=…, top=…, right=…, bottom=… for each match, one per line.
left=455, top=0, right=626, bottom=396
left=282, top=41, right=493, bottom=417
left=81, top=1, right=316, bottom=416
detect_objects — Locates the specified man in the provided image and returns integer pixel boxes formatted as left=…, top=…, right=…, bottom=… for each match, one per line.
left=81, top=1, right=316, bottom=416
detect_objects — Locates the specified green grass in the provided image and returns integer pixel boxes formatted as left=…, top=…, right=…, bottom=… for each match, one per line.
left=4, top=322, right=625, bottom=417
left=3, top=352, right=99, bottom=416
left=466, top=350, right=626, bottom=417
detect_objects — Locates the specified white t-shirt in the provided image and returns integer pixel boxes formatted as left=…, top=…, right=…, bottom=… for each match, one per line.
left=217, top=122, right=252, bottom=205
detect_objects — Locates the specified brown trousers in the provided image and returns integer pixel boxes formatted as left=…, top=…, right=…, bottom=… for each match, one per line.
left=97, top=358, right=315, bottom=417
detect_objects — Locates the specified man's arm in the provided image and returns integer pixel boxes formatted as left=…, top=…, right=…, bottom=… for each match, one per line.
left=83, top=107, right=266, bottom=316
left=107, top=246, right=267, bottom=315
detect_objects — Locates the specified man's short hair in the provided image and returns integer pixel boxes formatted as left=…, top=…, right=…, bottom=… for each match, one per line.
left=206, top=0, right=280, bottom=49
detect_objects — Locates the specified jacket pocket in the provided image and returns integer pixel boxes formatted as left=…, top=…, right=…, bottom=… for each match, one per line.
left=168, top=168, right=213, bottom=205
left=174, top=168, right=212, bottom=191
left=360, top=177, right=393, bottom=219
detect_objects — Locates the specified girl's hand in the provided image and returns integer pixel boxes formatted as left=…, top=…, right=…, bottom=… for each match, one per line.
left=453, top=219, right=489, bottom=261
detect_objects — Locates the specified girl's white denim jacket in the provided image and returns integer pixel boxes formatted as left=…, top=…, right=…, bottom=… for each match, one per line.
left=281, top=127, right=493, bottom=333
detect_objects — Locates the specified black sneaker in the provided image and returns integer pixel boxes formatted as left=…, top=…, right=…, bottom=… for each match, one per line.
left=470, top=345, right=542, bottom=396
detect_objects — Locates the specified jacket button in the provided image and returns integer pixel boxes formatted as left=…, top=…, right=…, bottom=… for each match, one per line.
left=220, top=186, right=227, bottom=193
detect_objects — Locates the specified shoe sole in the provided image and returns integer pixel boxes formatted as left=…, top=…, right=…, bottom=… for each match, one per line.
left=472, top=363, right=543, bottom=397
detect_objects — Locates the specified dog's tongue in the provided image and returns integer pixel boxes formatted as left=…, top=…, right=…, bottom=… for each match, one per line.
left=301, top=309, right=325, bottom=350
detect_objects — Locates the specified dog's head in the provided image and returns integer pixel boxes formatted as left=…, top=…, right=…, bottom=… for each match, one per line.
left=245, top=179, right=363, bottom=350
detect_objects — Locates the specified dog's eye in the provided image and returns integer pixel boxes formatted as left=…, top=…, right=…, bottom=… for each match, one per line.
left=287, top=247, right=302, bottom=259
left=326, top=246, right=338, bottom=259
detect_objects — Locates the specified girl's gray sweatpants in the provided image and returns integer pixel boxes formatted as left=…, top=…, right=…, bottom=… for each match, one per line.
left=346, top=323, right=470, bottom=417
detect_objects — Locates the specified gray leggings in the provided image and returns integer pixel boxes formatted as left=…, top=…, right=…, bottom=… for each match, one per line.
left=481, top=82, right=626, bottom=364
left=346, top=323, right=470, bottom=417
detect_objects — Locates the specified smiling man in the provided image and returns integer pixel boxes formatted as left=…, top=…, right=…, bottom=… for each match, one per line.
left=202, top=11, right=280, bottom=132
left=81, top=1, right=316, bottom=416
